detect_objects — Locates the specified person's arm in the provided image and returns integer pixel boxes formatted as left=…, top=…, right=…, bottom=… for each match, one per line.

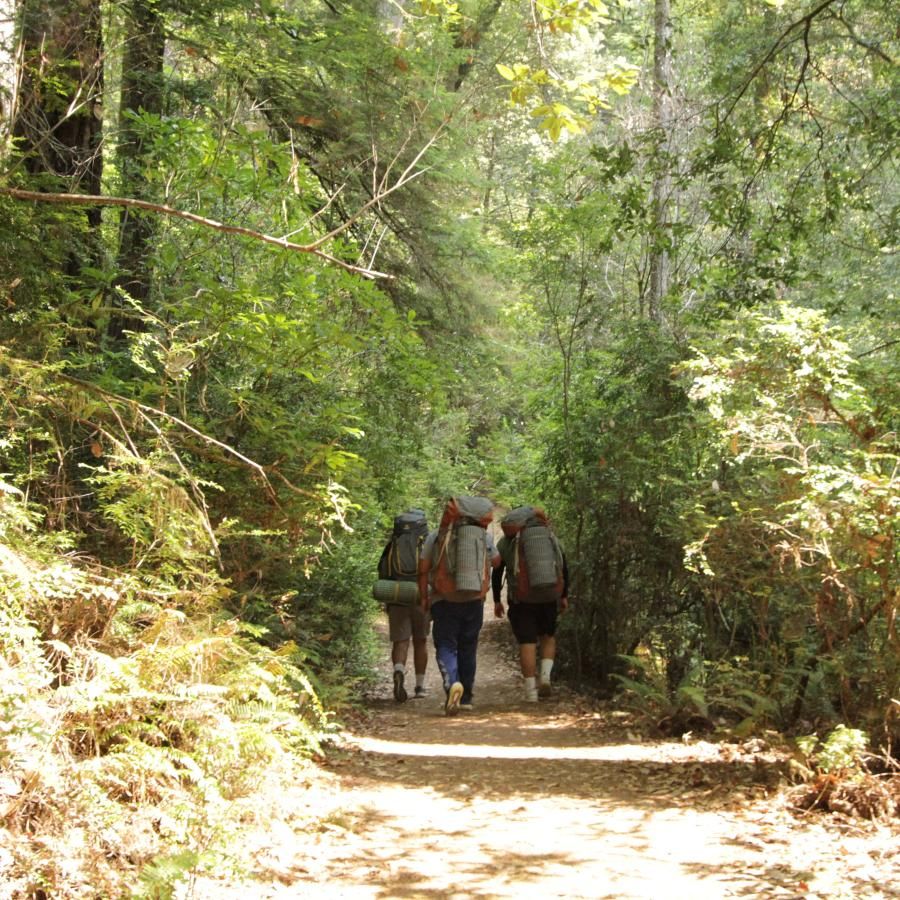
left=491, top=560, right=505, bottom=618
left=377, top=542, right=391, bottom=580
left=560, top=552, right=569, bottom=611
left=417, top=557, right=431, bottom=612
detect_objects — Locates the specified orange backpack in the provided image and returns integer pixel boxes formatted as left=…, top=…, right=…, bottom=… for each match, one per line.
left=432, top=496, right=494, bottom=601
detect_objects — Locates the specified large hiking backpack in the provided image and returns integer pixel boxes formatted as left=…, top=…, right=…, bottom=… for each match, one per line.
left=379, top=509, right=428, bottom=581
left=500, top=506, right=564, bottom=604
left=373, top=509, right=428, bottom=606
left=431, top=496, right=494, bottom=602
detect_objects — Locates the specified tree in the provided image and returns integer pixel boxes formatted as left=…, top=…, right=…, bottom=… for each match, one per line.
left=115, top=0, right=166, bottom=310
left=647, top=0, right=673, bottom=322
left=11, top=0, right=103, bottom=249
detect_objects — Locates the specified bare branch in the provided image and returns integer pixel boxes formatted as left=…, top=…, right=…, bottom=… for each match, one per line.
left=301, top=113, right=447, bottom=251
left=719, top=0, right=839, bottom=127
left=0, top=187, right=394, bottom=280
left=836, top=8, right=894, bottom=64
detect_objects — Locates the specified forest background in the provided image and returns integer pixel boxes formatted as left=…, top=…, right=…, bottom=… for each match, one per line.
left=0, top=0, right=897, bottom=894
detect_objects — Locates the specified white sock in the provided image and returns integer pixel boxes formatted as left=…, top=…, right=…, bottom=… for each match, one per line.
left=524, top=676, right=536, bottom=692
left=415, top=673, right=425, bottom=689
left=394, top=663, right=405, bottom=673
left=540, top=659, right=554, bottom=682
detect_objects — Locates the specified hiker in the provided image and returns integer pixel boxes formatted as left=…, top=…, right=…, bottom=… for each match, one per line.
left=491, top=505, right=569, bottom=702
left=375, top=509, right=431, bottom=702
left=417, top=496, right=500, bottom=716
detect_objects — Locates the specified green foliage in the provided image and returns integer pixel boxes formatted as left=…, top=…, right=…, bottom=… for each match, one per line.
left=135, top=850, right=201, bottom=900
left=678, top=304, right=898, bottom=723
left=613, top=650, right=779, bottom=736
left=796, top=725, right=869, bottom=778
left=1, top=0, right=898, bottom=887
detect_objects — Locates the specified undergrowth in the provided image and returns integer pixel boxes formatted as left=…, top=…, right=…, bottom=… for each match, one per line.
left=0, top=478, right=336, bottom=897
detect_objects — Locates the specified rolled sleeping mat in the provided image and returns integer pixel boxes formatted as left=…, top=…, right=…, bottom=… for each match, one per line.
left=453, top=524, right=487, bottom=593
left=521, top=525, right=558, bottom=587
left=372, top=579, right=420, bottom=606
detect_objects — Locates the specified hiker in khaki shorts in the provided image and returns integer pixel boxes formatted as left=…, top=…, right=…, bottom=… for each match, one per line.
left=376, top=510, right=431, bottom=701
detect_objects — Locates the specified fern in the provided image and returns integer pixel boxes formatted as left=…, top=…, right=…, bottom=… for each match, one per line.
left=135, top=850, right=200, bottom=899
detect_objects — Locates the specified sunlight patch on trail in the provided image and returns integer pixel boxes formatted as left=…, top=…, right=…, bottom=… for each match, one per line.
left=344, top=734, right=724, bottom=763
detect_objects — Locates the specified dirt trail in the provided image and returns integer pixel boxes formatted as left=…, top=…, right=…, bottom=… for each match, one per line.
left=199, top=616, right=898, bottom=899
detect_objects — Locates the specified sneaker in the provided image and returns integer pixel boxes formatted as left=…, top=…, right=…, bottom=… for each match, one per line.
left=393, top=670, right=407, bottom=703
left=460, top=696, right=474, bottom=710
left=412, top=686, right=426, bottom=699
left=537, top=681, right=552, bottom=699
left=445, top=681, right=463, bottom=716
left=524, top=687, right=539, bottom=703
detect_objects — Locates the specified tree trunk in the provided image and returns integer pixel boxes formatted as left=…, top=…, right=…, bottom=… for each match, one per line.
left=12, top=0, right=103, bottom=273
left=115, top=0, right=166, bottom=313
left=647, top=0, right=673, bottom=323
left=12, top=0, right=103, bottom=197
left=448, top=0, right=503, bottom=92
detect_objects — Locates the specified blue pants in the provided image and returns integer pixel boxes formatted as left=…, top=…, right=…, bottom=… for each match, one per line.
left=430, top=599, right=484, bottom=702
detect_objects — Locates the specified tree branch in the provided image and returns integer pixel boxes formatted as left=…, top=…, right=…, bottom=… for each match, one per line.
left=836, top=8, right=894, bottom=64
left=719, top=0, right=839, bottom=127
left=0, top=187, right=393, bottom=280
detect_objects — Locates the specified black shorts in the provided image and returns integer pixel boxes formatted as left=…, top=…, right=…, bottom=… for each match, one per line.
left=508, top=601, right=558, bottom=644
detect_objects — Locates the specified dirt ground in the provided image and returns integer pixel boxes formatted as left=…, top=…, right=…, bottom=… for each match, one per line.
left=194, top=615, right=899, bottom=899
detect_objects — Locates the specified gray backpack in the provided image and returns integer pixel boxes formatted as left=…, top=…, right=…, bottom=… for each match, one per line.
left=432, top=496, right=494, bottom=601
left=500, top=506, right=564, bottom=604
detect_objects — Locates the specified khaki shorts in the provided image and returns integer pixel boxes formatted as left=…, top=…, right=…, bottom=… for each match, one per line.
left=387, top=603, right=431, bottom=643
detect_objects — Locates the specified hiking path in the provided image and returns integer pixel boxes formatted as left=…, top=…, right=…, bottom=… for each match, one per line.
left=198, top=616, right=899, bottom=899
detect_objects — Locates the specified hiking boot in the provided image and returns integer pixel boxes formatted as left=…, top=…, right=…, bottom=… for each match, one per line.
left=537, top=681, right=552, bottom=699
left=445, top=682, right=463, bottom=716
left=393, top=670, right=407, bottom=703
left=524, top=687, right=539, bottom=703
left=412, top=686, right=426, bottom=699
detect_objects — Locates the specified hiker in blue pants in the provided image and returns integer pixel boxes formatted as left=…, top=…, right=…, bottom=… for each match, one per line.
left=417, top=497, right=500, bottom=716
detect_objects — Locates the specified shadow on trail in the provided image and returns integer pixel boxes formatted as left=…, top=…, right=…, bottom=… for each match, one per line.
left=328, top=741, right=768, bottom=809
left=280, top=803, right=665, bottom=899
left=364, top=699, right=640, bottom=747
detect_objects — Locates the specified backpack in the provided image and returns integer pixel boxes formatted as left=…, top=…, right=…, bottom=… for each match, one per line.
left=500, top=506, right=564, bottom=604
left=431, top=496, right=494, bottom=602
left=378, top=509, right=429, bottom=583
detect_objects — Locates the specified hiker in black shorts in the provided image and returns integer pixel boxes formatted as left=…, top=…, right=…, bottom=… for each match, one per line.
left=492, top=506, right=569, bottom=702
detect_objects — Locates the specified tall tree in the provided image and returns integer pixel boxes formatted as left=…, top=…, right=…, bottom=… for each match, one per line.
left=115, top=0, right=166, bottom=309
left=11, top=0, right=103, bottom=246
left=647, top=0, right=673, bottom=322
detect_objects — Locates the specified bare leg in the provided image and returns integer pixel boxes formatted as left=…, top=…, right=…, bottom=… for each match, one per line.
left=392, top=638, right=410, bottom=666
left=392, top=639, right=410, bottom=702
left=412, top=637, right=428, bottom=675
left=538, top=634, right=556, bottom=664
left=537, top=634, right=556, bottom=697
left=519, top=642, right=537, bottom=678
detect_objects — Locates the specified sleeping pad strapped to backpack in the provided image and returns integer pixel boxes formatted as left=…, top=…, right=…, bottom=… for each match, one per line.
left=373, top=508, right=428, bottom=606
left=500, top=506, right=564, bottom=604
left=432, top=496, right=494, bottom=602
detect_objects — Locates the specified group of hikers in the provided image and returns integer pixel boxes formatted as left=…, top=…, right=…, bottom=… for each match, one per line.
left=374, top=497, right=569, bottom=715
